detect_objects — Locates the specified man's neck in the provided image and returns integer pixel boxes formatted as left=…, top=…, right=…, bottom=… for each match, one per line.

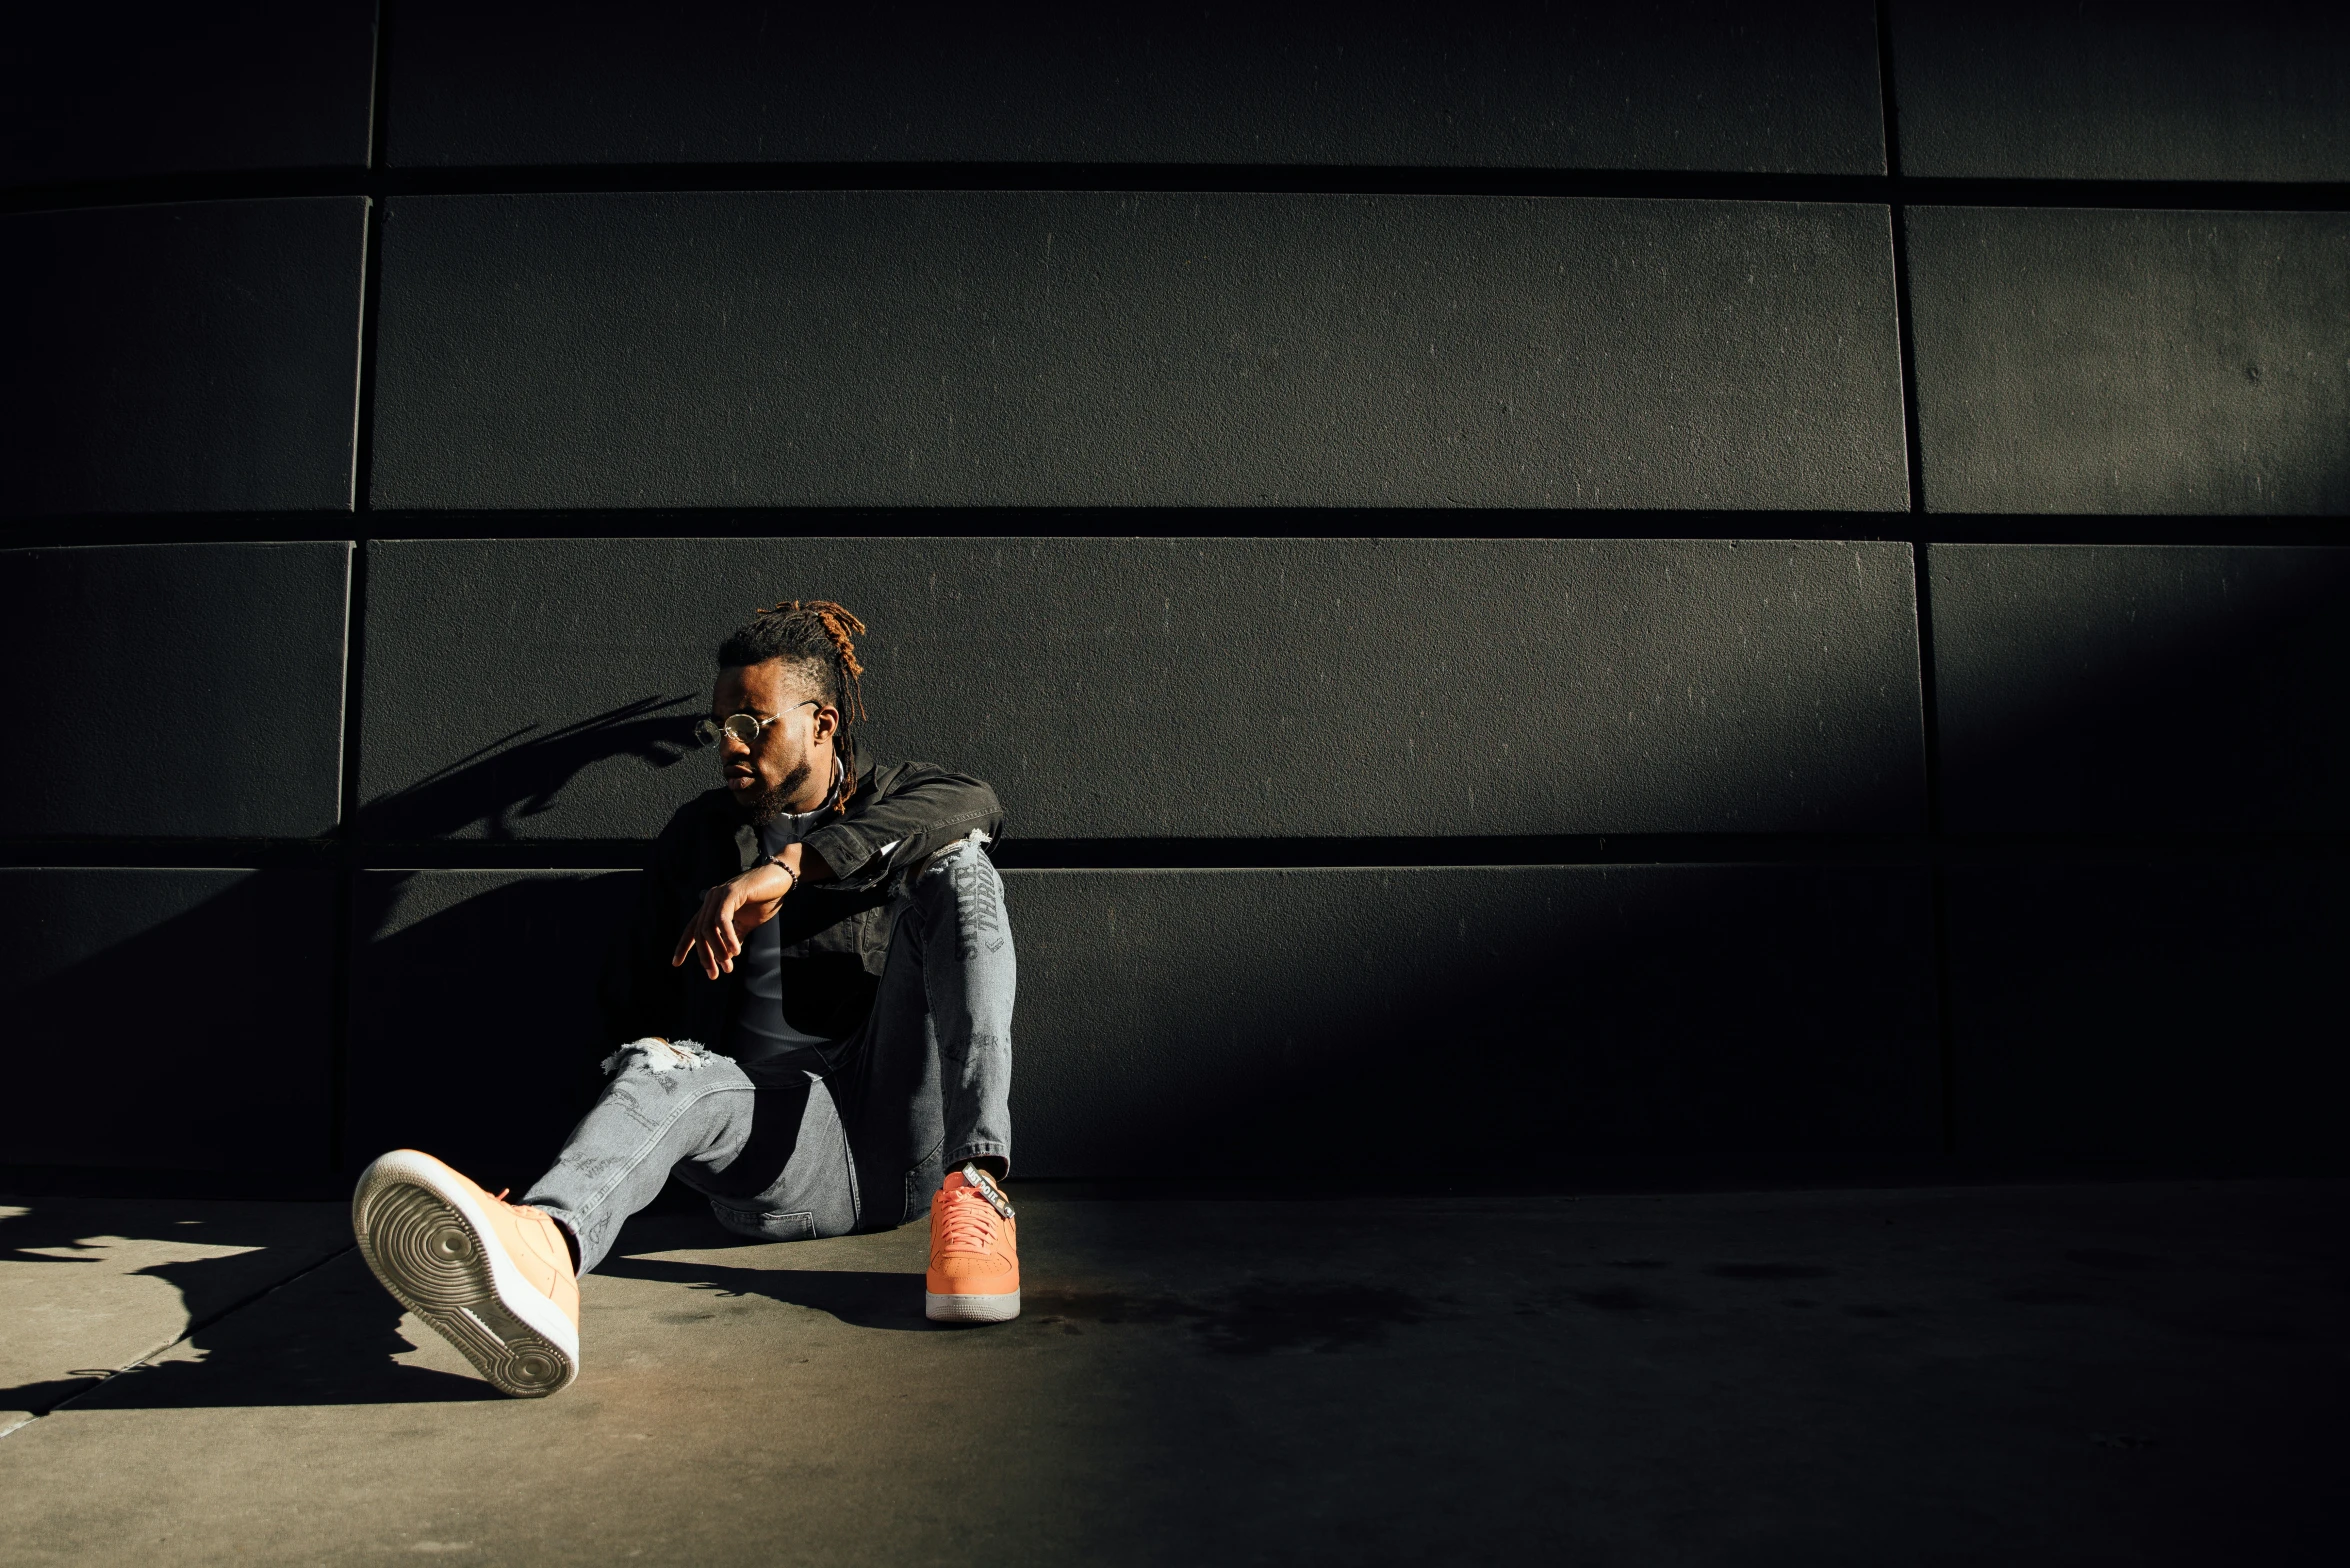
left=753, top=755, right=842, bottom=823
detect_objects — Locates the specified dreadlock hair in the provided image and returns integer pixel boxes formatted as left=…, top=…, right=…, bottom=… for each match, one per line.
left=715, top=599, right=869, bottom=813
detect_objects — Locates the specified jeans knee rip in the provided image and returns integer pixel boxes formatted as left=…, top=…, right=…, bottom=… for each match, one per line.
left=600, top=1037, right=717, bottom=1076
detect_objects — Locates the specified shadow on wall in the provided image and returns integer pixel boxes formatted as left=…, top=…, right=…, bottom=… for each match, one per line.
left=345, top=869, right=644, bottom=1195
left=8, top=553, right=2347, bottom=1185
left=1932, top=547, right=2350, bottom=833
left=1947, top=857, right=2350, bottom=1161
left=1010, top=862, right=1942, bottom=1180
left=0, top=868, right=338, bottom=1174
left=356, top=693, right=699, bottom=842
left=326, top=553, right=2344, bottom=1180
left=340, top=695, right=708, bottom=1189
left=0, top=699, right=696, bottom=1182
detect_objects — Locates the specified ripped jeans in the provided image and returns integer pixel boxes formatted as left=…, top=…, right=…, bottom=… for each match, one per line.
left=523, top=836, right=1015, bottom=1273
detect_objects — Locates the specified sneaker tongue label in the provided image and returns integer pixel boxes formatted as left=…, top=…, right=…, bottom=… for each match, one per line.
left=960, top=1163, right=1015, bottom=1219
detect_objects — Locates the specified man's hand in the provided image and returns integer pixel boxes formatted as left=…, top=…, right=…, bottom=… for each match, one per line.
left=672, top=851, right=799, bottom=980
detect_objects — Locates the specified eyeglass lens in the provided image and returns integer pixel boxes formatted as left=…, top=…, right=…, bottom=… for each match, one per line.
left=693, top=712, right=777, bottom=747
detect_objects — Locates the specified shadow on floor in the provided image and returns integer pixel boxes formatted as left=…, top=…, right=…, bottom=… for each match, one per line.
left=9, top=1251, right=501, bottom=1412
left=598, top=1255, right=952, bottom=1334
left=0, top=1199, right=505, bottom=1413
left=595, top=1203, right=946, bottom=1333
left=0, top=1202, right=362, bottom=1416
left=599, top=1251, right=1450, bottom=1354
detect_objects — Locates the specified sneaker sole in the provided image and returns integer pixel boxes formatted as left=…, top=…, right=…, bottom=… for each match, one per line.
left=352, top=1150, right=579, bottom=1399
left=925, top=1288, right=1021, bottom=1324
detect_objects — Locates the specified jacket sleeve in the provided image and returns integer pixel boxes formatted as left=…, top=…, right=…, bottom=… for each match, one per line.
left=596, top=807, right=700, bottom=1048
left=801, top=761, right=1006, bottom=893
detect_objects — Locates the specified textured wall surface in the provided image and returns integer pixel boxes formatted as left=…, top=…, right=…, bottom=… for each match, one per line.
left=0, top=199, right=368, bottom=516
left=358, top=537, right=1924, bottom=841
left=389, top=2, right=1885, bottom=173
left=3, top=9, right=2342, bottom=1183
left=1891, top=2, right=2350, bottom=181
left=370, top=192, right=1907, bottom=511
left=0, top=542, right=350, bottom=838
left=1905, top=207, right=2350, bottom=515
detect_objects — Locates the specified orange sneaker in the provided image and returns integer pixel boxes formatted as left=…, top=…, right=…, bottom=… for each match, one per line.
left=926, top=1164, right=1020, bottom=1323
left=352, top=1149, right=581, bottom=1398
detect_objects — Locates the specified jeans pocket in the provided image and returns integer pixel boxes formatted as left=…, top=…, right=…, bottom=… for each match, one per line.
left=708, top=1202, right=817, bottom=1243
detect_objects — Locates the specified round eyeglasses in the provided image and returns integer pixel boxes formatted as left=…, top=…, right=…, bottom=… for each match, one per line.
left=692, top=700, right=818, bottom=749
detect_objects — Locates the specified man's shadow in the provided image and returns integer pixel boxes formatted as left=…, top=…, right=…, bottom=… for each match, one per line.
left=4, top=691, right=944, bottom=1419
left=0, top=1200, right=490, bottom=1413
left=355, top=693, right=701, bottom=844
left=594, top=1209, right=952, bottom=1335
left=0, top=1199, right=937, bottom=1416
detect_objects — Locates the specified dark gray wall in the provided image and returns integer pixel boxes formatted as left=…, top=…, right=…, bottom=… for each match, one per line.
left=0, top=868, right=335, bottom=1171
left=370, top=192, right=1906, bottom=511
left=358, top=537, right=1924, bottom=841
left=1905, top=208, right=2350, bottom=515
left=1948, top=860, right=2346, bottom=1158
left=1931, top=545, right=2350, bottom=833
left=347, top=869, right=641, bottom=1194
left=390, top=2, right=1885, bottom=173
left=341, top=863, right=1939, bottom=1183
left=1891, top=2, right=2350, bottom=181
left=3, top=9, right=2342, bottom=1186
left=1010, top=864, right=1941, bottom=1175
left=0, top=543, right=351, bottom=838
left=0, top=199, right=368, bottom=516
left=0, top=1, right=377, bottom=187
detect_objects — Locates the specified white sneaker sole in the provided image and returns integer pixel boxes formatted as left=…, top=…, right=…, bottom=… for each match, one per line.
left=926, top=1289, right=1021, bottom=1323
left=351, top=1150, right=580, bottom=1398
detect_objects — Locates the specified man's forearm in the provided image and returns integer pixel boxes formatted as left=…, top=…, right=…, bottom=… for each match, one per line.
left=802, top=768, right=1002, bottom=889
left=757, top=839, right=834, bottom=885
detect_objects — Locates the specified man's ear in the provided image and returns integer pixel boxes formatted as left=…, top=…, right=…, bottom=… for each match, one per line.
left=812, top=703, right=842, bottom=743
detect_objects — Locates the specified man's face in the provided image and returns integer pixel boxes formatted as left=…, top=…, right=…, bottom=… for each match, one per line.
left=711, top=660, right=832, bottom=819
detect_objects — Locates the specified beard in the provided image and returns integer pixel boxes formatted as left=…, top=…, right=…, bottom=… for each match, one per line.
left=741, top=756, right=815, bottom=825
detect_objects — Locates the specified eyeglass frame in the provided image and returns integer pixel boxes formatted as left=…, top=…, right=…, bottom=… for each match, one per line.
left=692, top=699, right=820, bottom=750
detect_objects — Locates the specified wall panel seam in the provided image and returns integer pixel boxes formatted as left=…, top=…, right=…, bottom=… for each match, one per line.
left=1879, top=0, right=1958, bottom=1160
left=7, top=170, right=2350, bottom=219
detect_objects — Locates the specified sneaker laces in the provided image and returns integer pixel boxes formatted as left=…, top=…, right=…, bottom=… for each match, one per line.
left=490, top=1188, right=550, bottom=1218
left=936, top=1166, right=1013, bottom=1255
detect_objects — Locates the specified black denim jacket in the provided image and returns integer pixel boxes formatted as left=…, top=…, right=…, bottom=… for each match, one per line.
left=598, top=759, right=1005, bottom=1052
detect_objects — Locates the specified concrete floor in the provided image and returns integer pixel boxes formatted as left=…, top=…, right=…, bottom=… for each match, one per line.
left=1, top=1181, right=2342, bottom=1566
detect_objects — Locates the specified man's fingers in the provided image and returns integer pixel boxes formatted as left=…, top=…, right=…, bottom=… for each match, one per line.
left=672, top=907, right=706, bottom=968
left=671, top=880, right=771, bottom=975
left=692, top=891, right=726, bottom=956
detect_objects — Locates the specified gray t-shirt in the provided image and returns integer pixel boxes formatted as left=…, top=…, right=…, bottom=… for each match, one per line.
left=726, top=784, right=840, bottom=1066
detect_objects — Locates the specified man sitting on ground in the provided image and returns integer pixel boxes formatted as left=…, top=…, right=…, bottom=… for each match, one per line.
left=348, top=599, right=1019, bottom=1398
